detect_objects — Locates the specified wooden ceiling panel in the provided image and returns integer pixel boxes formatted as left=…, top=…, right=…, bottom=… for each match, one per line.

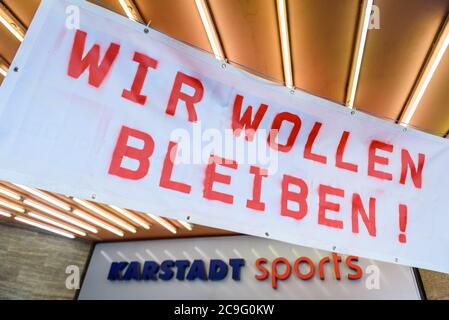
left=3, top=0, right=40, bottom=28
left=134, top=0, right=212, bottom=52
left=208, top=0, right=284, bottom=81
left=354, top=0, right=449, bottom=119
left=409, top=38, right=449, bottom=135
left=288, top=0, right=359, bottom=103
left=0, top=23, right=20, bottom=64
left=0, top=181, right=233, bottom=242
left=87, top=0, right=126, bottom=16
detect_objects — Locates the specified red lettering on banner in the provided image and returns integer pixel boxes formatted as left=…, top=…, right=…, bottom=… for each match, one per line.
left=267, top=112, right=301, bottom=152
left=352, top=193, right=376, bottom=237
left=400, top=149, right=425, bottom=189
left=122, top=52, right=158, bottom=105
left=304, top=122, right=327, bottom=164
left=246, top=166, right=268, bottom=211
left=159, top=141, right=191, bottom=194
left=281, top=175, right=308, bottom=220
left=68, top=30, right=120, bottom=88
left=336, top=131, right=358, bottom=172
left=318, top=185, right=344, bottom=229
left=203, top=155, right=238, bottom=204
left=108, top=126, right=154, bottom=180
left=398, top=204, right=408, bottom=243
left=232, top=94, right=268, bottom=141
left=368, top=140, right=393, bottom=181
left=166, top=72, right=204, bottom=122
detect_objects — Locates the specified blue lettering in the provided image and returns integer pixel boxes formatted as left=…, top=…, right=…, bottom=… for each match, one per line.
left=208, top=259, right=228, bottom=281
left=123, top=261, right=140, bottom=280
left=186, top=260, right=207, bottom=281
left=229, top=258, right=245, bottom=281
left=174, top=260, right=190, bottom=280
left=141, top=261, right=159, bottom=280
left=107, top=261, right=128, bottom=280
left=159, top=260, right=175, bottom=280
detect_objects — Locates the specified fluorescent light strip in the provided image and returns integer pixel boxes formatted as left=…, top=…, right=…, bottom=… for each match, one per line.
left=24, top=199, right=98, bottom=233
left=0, top=185, right=21, bottom=200
left=73, top=198, right=136, bottom=233
left=28, top=211, right=86, bottom=237
left=0, top=198, right=25, bottom=212
left=118, top=0, right=143, bottom=23
left=0, top=210, right=11, bottom=218
left=276, top=0, right=293, bottom=88
left=400, top=17, right=449, bottom=125
left=146, top=213, right=177, bottom=234
left=0, top=56, right=9, bottom=77
left=346, top=0, right=373, bottom=108
left=109, top=205, right=150, bottom=230
left=15, top=216, right=75, bottom=239
left=195, top=0, right=225, bottom=60
left=177, top=219, right=193, bottom=231
left=14, top=184, right=71, bottom=211
left=0, top=15, right=23, bottom=42
left=0, top=4, right=25, bottom=42
left=72, top=209, right=124, bottom=237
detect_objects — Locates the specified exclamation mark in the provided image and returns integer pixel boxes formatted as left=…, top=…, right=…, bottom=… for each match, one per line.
left=398, top=204, right=407, bottom=243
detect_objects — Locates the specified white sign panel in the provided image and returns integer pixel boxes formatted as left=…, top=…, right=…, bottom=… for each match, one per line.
left=0, top=0, right=449, bottom=273
left=78, top=236, right=422, bottom=300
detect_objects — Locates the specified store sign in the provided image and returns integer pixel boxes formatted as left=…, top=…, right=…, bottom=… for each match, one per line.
left=78, top=236, right=422, bottom=299
left=0, top=0, right=449, bottom=273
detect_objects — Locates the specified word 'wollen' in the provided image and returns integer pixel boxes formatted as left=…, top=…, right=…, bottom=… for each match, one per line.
left=68, top=29, right=425, bottom=244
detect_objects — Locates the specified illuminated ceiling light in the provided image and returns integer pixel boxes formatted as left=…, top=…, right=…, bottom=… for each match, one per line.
left=0, top=185, right=21, bottom=200
left=0, top=3, right=26, bottom=42
left=0, top=66, right=7, bottom=77
left=346, top=0, right=373, bottom=108
left=109, top=205, right=150, bottom=230
left=194, top=0, right=225, bottom=60
left=72, top=198, right=136, bottom=233
left=0, top=210, right=11, bottom=218
left=0, top=198, right=25, bottom=213
left=14, top=183, right=71, bottom=211
left=0, top=56, right=8, bottom=77
left=146, top=213, right=177, bottom=234
left=118, top=0, right=143, bottom=23
left=177, top=219, right=193, bottom=231
left=15, top=216, right=75, bottom=239
left=276, top=0, right=293, bottom=88
left=24, top=199, right=98, bottom=233
left=72, top=209, right=124, bottom=237
left=28, top=211, right=86, bottom=237
left=400, top=16, right=449, bottom=126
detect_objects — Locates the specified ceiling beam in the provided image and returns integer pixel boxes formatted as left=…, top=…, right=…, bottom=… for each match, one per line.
left=276, top=0, right=293, bottom=88
left=346, top=0, right=373, bottom=108
left=399, top=14, right=449, bottom=126
left=145, top=213, right=177, bottom=234
left=72, top=197, right=137, bottom=233
left=0, top=2, right=26, bottom=42
left=194, top=0, right=225, bottom=60
left=117, top=0, right=144, bottom=23
left=15, top=215, right=75, bottom=239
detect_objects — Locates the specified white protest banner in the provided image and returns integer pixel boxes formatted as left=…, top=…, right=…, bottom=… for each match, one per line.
left=0, top=0, right=449, bottom=273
